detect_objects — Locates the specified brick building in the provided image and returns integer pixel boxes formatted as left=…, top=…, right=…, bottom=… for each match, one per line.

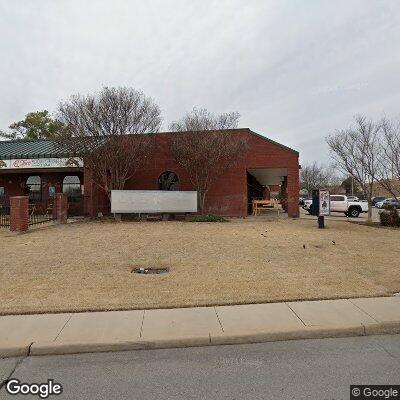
left=0, top=129, right=300, bottom=218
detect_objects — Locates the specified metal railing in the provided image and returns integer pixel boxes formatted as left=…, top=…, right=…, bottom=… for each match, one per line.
left=29, top=213, right=56, bottom=226
left=28, top=202, right=56, bottom=226
left=0, top=206, right=10, bottom=228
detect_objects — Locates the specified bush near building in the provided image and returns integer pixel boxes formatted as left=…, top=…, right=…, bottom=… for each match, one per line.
left=379, top=205, right=400, bottom=227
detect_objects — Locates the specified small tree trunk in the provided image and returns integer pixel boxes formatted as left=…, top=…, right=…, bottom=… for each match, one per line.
left=367, top=198, right=372, bottom=222
left=201, top=194, right=206, bottom=215
left=198, top=191, right=207, bottom=215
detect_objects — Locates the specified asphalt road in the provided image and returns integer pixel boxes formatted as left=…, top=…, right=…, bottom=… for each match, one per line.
left=1, top=335, right=399, bottom=400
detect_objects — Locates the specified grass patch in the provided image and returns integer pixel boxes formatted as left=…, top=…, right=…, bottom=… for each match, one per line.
left=1, top=218, right=399, bottom=315
left=189, top=214, right=228, bottom=222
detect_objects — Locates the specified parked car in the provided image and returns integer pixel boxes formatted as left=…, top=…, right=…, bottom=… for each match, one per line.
left=372, top=196, right=387, bottom=207
left=299, top=197, right=311, bottom=206
left=376, top=199, right=387, bottom=209
left=346, top=196, right=359, bottom=202
left=379, top=198, right=400, bottom=209
left=303, top=195, right=368, bottom=217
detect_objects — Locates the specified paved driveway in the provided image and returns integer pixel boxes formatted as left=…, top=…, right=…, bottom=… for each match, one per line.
left=300, top=206, right=380, bottom=223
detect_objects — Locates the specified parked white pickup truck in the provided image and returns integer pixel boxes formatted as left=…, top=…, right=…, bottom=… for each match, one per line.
left=303, top=195, right=368, bottom=218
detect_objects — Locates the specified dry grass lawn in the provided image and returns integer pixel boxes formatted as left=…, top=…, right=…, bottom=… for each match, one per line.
left=0, top=218, right=399, bottom=315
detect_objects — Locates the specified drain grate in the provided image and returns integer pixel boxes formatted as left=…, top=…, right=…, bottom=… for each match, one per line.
left=132, top=267, right=169, bottom=275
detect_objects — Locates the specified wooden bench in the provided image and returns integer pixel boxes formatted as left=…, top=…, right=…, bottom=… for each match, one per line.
left=252, top=199, right=281, bottom=216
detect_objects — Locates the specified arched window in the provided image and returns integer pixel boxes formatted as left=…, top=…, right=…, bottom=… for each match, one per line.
left=158, top=171, right=180, bottom=191
left=26, top=176, right=41, bottom=202
left=63, top=176, right=81, bottom=199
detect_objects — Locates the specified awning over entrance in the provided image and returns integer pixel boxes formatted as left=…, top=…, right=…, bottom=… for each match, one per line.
left=247, top=168, right=288, bottom=186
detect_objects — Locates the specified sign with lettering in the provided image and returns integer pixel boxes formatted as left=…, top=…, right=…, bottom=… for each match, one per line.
left=0, top=158, right=83, bottom=169
left=111, top=190, right=198, bottom=213
left=319, top=190, right=330, bottom=216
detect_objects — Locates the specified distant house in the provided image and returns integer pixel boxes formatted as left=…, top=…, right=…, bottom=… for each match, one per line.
left=0, top=129, right=300, bottom=217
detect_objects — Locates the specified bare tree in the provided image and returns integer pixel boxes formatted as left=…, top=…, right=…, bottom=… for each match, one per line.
left=326, top=115, right=381, bottom=221
left=300, top=162, right=331, bottom=195
left=169, top=108, right=247, bottom=214
left=57, top=86, right=162, bottom=200
left=377, top=117, right=400, bottom=198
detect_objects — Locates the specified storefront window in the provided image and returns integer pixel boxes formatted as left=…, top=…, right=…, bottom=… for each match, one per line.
left=158, top=171, right=180, bottom=191
left=26, top=176, right=41, bottom=202
left=63, top=176, right=81, bottom=201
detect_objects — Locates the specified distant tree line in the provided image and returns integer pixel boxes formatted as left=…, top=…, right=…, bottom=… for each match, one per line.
left=303, top=115, right=400, bottom=222
left=326, top=115, right=400, bottom=221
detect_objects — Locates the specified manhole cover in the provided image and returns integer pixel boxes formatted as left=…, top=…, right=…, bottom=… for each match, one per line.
left=132, top=267, right=169, bottom=275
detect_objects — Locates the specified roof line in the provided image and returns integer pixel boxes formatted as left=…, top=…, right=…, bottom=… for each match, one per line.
left=0, top=138, right=54, bottom=144
left=0, top=128, right=299, bottom=157
left=247, top=129, right=299, bottom=154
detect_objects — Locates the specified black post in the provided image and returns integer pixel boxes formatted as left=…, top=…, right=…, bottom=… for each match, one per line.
left=318, top=216, right=325, bottom=229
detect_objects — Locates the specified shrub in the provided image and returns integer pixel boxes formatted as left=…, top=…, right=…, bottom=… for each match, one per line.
left=190, top=214, right=228, bottom=222
left=379, top=205, right=400, bottom=227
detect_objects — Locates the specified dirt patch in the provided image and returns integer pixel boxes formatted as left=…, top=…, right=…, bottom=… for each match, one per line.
left=0, top=218, right=399, bottom=315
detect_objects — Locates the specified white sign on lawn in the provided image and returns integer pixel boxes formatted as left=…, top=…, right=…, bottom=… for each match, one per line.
left=111, top=190, right=198, bottom=213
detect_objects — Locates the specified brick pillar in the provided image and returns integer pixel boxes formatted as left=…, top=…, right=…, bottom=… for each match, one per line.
left=55, top=193, right=68, bottom=224
left=10, top=196, right=29, bottom=233
left=83, top=165, right=97, bottom=218
left=287, top=166, right=300, bottom=218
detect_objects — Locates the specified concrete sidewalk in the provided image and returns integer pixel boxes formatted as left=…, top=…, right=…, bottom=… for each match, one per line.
left=1, top=296, right=400, bottom=358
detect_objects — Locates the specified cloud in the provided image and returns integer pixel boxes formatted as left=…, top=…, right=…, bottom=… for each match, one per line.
left=1, top=0, right=399, bottom=164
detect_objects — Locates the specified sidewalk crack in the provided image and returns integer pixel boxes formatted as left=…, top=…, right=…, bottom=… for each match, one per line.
left=348, top=299, right=379, bottom=323
left=285, top=303, right=307, bottom=326
left=54, top=314, right=73, bottom=341
left=0, top=355, right=27, bottom=393
left=27, top=341, right=34, bottom=356
left=213, top=307, right=224, bottom=333
left=139, top=310, right=145, bottom=338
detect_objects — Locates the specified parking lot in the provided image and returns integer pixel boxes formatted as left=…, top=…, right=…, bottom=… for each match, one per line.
left=300, top=206, right=380, bottom=223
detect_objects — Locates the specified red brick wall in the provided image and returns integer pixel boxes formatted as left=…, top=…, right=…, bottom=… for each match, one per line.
left=85, top=129, right=300, bottom=218
left=10, top=196, right=29, bottom=232
left=55, top=193, right=68, bottom=223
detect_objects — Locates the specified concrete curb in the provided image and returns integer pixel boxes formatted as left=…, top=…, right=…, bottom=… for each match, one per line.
left=209, top=325, right=366, bottom=346
left=30, top=336, right=211, bottom=356
left=364, top=322, right=400, bottom=336
left=2, top=322, right=400, bottom=359
left=0, top=344, right=30, bottom=358
left=15, top=322, right=400, bottom=358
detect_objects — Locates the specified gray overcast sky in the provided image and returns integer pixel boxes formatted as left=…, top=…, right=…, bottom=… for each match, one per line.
left=1, top=0, right=400, bottom=164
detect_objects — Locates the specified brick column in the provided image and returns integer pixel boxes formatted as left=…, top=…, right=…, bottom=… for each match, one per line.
left=55, top=193, right=68, bottom=224
left=287, top=166, right=300, bottom=218
left=83, top=165, right=97, bottom=218
left=10, top=196, right=29, bottom=233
